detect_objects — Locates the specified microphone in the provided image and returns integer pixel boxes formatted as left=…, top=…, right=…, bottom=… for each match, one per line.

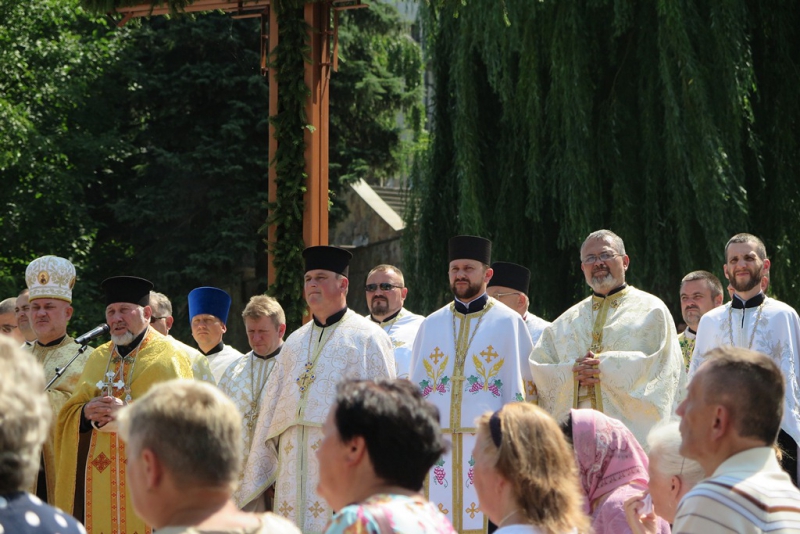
left=74, top=324, right=110, bottom=346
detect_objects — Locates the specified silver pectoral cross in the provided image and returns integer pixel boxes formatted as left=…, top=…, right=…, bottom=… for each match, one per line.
left=95, top=371, right=124, bottom=397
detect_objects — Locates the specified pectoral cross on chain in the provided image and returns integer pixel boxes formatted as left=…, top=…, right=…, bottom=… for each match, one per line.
left=296, top=362, right=316, bottom=398
left=245, top=401, right=259, bottom=433
left=95, top=371, right=124, bottom=397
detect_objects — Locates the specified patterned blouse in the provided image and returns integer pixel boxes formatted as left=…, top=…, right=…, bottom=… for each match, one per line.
left=324, top=494, right=457, bottom=534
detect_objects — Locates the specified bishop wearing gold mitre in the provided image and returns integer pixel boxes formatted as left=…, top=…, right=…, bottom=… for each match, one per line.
left=25, top=255, right=93, bottom=504
left=530, top=230, right=685, bottom=448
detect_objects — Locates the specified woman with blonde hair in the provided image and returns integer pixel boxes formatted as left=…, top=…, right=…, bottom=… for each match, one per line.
left=472, top=402, right=591, bottom=534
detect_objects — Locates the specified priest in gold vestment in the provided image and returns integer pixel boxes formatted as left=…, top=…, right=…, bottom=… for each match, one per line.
left=530, top=230, right=685, bottom=447
left=25, top=255, right=94, bottom=504
left=55, top=276, right=194, bottom=534
left=239, top=246, right=395, bottom=534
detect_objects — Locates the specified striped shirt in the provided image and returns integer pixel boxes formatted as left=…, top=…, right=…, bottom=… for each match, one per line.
left=673, top=447, right=800, bottom=533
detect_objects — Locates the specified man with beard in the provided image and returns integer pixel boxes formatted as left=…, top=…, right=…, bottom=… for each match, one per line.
left=25, top=256, right=93, bottom=503
left=0, top=297, right=25, bottom=344
left=15, top=289, right=37, bottom=347
left=530, top=229, right=685, bottom=447
left=55, top=276, right=194, bottom=532
left=365, top=264, right=424, bottom=379
left=691, top=233, right=800, bottom=485
left=408, top=235, right=532, bottom=533
left=678, top=270, right=723, bottom=370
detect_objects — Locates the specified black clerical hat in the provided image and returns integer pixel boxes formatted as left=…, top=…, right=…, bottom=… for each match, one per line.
left=448, top=235, right=492, bottom=265
left=303, top=246, right=353, bottom=277
left=487, top=261, right=531, bottom=294
left=101, top=276, right=154, bottom=306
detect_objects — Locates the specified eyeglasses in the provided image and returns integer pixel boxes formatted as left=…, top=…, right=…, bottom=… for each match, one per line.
left=365, top=283, right=403, bottom=292
left=150, top=316, right=168, bottom=323
left=1, top=324, right=17, bottom=334
left=581, top=252, right=621, bottom=265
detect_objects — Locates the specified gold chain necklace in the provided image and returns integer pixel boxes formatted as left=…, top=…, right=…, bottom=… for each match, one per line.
left=245, top=352, right=272, bottom=432
left=296, top=314, right=348, bottom=397
left=728, top=299, right=766, bottom=349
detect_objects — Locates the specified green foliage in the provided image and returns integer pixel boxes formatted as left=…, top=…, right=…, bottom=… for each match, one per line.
left=0, top=0, right=126, bottom=329
left=329, top=2, right=424, bottom=222
left=406, top=0, right=800, bottom=320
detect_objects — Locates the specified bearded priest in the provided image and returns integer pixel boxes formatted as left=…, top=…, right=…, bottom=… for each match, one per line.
left=691, top=233, right=800, bottom=485
left=408, top=235, right=532, bottom=533
left=54, top=276, right=194, bottom=533
left=529, top=229, right=685, bottom=448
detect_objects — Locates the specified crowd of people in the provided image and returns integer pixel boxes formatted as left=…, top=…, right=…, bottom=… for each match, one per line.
left=2, top=229, right=800, bottom=534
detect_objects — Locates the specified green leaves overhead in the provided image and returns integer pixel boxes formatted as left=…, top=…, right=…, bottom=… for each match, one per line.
left=406, top=0, right=800, bottom=319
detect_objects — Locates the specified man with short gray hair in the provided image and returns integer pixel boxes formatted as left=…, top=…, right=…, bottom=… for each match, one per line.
left=15, top=288, right=37, bottom=346
left=530, top=229, right=685, bottom=447
left=674, top=346, right=800, bottom=532
left=0, top=297, right=24, bottom=344
left=117, top=379, right=300, bottom=533
left=678, top=270, right=723, bottom=370
left=55, top=276, right=195, bottom=533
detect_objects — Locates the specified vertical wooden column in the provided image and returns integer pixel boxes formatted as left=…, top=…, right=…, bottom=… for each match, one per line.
left=267, top=5, right=280, bottom=287
left=302, top=1, right=330, bottom=248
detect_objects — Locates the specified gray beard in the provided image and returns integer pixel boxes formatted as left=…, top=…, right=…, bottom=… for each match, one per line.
left=111, top=331, right=135, bottom=346
left=590, top=272, right=622, bottom=294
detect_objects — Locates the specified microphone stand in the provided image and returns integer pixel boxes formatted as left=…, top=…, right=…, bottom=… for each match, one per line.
left=44, top=343, right=92, bottom=391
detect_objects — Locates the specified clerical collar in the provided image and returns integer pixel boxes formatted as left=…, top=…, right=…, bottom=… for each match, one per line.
left=731, top=292, right=765, bottom=309
left=593, top=283, right=627, bottom=299
left=454, top=293, right=489, bottom=315
left=685, top=327, right=697, bottom=339
left=313, top=307, right=348, bottom=328
left=254, top=344, right=283, bottom=361
left=117, top=329, right=147, bottom=357
left=201, top=341, right=224, bottom=356
left=37, top=335, right=67, bottom=348
left=371, top=308, right=402, bottom=325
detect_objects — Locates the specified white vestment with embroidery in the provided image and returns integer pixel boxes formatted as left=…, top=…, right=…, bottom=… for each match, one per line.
left=408, top=299, right=531, bottom=533
left=239, top=310, right=395, bottom=534
left=529, top=286, right=685, bottom=448
left=368, top=308, right=424, bottom=379
left=691, top=297, right=800, bottom=444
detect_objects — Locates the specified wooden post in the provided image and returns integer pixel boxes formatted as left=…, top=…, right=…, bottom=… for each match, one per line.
left=302, top=1, right=330, bottom=248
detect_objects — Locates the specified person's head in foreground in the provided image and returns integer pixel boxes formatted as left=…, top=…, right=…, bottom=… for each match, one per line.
left=623, top=422, right=705, bottom=532
left=317, top=379, right=453, bottom=532
left=473, top=403, right=590, bottom=533
left=676, top=345, right=784, bottom=475
left=0, top=337, right=85, bottom=533
left=117, top=379, right=299, bottom=533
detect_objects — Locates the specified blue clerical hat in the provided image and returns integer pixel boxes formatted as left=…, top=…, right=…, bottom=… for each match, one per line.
left=188, top=287, right=232, bottom=325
